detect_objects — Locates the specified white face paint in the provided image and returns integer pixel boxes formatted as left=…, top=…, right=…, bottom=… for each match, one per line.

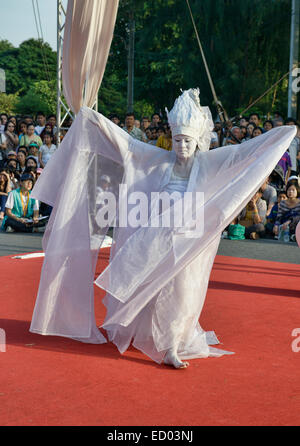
left=173, top=134, right=197, bottom=161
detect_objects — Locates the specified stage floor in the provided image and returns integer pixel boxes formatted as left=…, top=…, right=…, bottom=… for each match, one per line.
left=0, top=249, right=299, bottom=426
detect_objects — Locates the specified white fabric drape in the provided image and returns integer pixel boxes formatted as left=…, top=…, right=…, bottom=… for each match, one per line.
left=62, top=0, right=119, bottom=113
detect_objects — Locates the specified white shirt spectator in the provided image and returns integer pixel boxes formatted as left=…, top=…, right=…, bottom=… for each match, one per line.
left=39, top=144, right=57, bottom=166
left=6, top=190, right=39, bottom=211
left=35, top=125, right=45, bottom=136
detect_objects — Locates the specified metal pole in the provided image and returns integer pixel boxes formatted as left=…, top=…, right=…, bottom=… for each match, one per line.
left=127, top=11, right=135, bottom=113
left=288, top=0, right=300, bottom=118
left=57, top=0, right=62, bottom=146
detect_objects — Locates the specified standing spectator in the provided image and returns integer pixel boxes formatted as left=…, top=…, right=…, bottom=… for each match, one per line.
left=39, top=132, right=57, bottom=168
left=277, top=151, right=292, bottom=184
left=27, top=142, right=40, bottom=165
left=0, top=170, right=11, bottom=221
left=285, top=117, right=299, bottom=175
left=134, top=119, right=141, bottom=129
left=109, top=114, right=120, bottom=126
left=249, top=113, right=261, bottom=127
left=0, top=130, right=7, bottom=167
left=3, top=121, right=19, bottom=150
left=0, top=113, right=8, bottom=133
left=151, top=113, right=161, bottom=128
left=141, top=117, right=151, bottom=132
left=35, top=111, right=46, bottom=135
left=156, top=125, right=172, bottom=151
left=19, top=123, right=42, bottom=148
left=123, top=113, right=146, bottom=142
left=18, top=120, right=28, bottom=140
left=239, top=116, right=249, bottom=127
left=47, top=115, right=57, bottom=134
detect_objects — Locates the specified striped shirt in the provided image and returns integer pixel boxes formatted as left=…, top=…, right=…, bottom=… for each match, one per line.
left=274, top=199, right=300, bottom=226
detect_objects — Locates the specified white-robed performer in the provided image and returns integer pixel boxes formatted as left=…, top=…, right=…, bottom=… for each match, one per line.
left=30, top=88, right=296, bottom=368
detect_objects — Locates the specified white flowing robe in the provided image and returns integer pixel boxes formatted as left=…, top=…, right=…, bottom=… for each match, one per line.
left=29, top=107, right=296, bottom=362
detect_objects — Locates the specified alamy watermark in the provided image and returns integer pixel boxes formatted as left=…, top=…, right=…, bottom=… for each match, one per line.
left=291, top=328, right=300, bottom=353
left=291, top=67, right=300, bottom=94
left=0, top=328, right=6, bottom=352
left=95, top=185, right=204, bottom=237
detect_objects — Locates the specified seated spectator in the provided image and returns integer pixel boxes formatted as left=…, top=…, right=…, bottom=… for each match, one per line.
left=156, top=125, right=172, bottom=151
left=263, top=120, right=274, bottom=132
left=239, top=126, right=248, bottom=141
left=224, top=126, right=242, bottom=145
left=35, top=111, right=46, bottom=135
left=227, top=218, right=246, bottom=240
left=261, top=177, right=277, bottom=216
left=251, top=127, right=263, bottom=138
left=2, top=173, right=46, bottom=233
left=238, top=188, right=267, bottom=239
left=147, top=126, right=158, bottom=145
left=265, top=190, right=287, bottom=236
left=25, top=156, right=38, bottom=172
left=246, top=122, right=255, bottom=139
left=273, top=180, right=300, bottom=241
left=269, top=166, right=285, bottom=191
left=0, top=170, right=11, bottom=221
left=38, top=132, right=57, bottom=168
left=6, top=158, right=19, bottom=172
left=7, top=165, right=19, bottom=190
left=27, top=142, right=40, bottom=165
left=3, top=121, right=19, bottom=150
left=19, top=123, right=42, bottom=148
left=17, top=149, right=27, bottom=174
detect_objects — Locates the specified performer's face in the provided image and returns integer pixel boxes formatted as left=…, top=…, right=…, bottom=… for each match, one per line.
left=173, top=134, right=197, bottom=161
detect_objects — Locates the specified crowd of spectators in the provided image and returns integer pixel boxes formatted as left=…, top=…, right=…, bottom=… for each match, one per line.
left=0, top=108, right=299, bottom=242
left=0, top=111, right=58, bottom=232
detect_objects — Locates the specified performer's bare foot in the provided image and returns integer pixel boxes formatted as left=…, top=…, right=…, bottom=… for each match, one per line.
left=163, top=349, right=189, bottom=369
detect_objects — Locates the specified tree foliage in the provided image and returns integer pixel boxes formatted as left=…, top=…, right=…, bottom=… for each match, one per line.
left=0, top=1, right=297, bottom=120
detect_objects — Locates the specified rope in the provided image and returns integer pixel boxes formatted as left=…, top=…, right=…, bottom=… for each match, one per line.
left=32, top=0, right=51, bottom=82
left=185, top=0, right=229, bottom=122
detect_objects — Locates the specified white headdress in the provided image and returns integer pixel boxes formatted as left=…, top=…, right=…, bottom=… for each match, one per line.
left=166, top=88, right=214, bottom=152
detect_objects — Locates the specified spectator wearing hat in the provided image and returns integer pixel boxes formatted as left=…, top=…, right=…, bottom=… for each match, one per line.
left=39, top=132, right=57, bottom=168
left=19, top=123, right=42, bottom=148
left=1, top=173, right=41, bottom=233
left=27, top=143, right=40, bottom=166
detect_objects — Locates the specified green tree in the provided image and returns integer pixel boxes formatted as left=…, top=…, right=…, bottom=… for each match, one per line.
left=16, top=80, right=56, bottom=116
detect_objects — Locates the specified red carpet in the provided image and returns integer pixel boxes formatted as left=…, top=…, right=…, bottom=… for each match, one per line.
left=0, top=249, right=299, bottom=426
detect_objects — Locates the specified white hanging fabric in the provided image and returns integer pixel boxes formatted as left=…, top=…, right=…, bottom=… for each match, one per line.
left=62, top=0, right=119, bottom=113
